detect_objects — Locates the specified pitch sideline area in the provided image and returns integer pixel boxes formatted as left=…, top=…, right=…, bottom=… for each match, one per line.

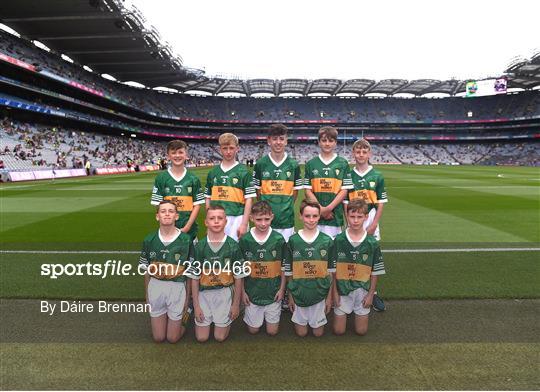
left=1, top=298, right=539, bottom=390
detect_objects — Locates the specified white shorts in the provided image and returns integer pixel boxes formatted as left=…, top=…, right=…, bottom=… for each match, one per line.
left=195, top=286, right=233, bottom=327
left=225, top=215, right=246, bottom=241
left=292, top=299, right=327, bottom=328
left=243, top=301, right=282, bottom=328
left=334, top=287, right=371, bottom=316
left=274, top=227, right=295, bottom=242
left=147, top=278, right=186, bottom=321
left=363, top=208, right=381, bottom=240
left=318, top=225, right=342, bottom=239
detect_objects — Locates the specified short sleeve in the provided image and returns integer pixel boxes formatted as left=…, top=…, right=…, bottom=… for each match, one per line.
left=204, top=170, right=213, bottom=199
left=283, top=241, right=293, bottom=276
left=377, top=175, right=388, bottom=204
left=341, top=162, right=353, bottom=190
left=371, top=242, right=386, bottom=276
left=139, top=240, right=150, bottom=271
left=328, top=240, right=336, bottom=272
left=150, top=176, right=163, bottom=205
left=252, top=162, right=261, bottom=189
left=293, top=162, right=303, bottom=190
left=243, top=169, right=256, bottom=199
left=193, top=176, right=205, bottom=205
left=303, top=161, right=313, bottom=189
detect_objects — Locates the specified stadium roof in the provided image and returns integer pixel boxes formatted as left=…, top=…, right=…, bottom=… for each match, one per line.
left=0, top=0, right=201, bottom=84
left=1, top=1, right=539, bottom=97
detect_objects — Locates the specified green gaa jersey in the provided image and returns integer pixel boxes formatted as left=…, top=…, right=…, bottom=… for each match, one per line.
left=239, top=228, right=286, bottom=306
left=304, top=154, right=353, bottom=227
left=252, top=153, right=303, bottom=229
left=189, top=235, right=246, bottom=291
left=331, top=230, right=386, bottom=296
left=139, top=229, right=194, bottom=283
left=283, top=230, right=335, bottom=307
left=205, top=162, right=256, bottom=216
left=345, top=166, right=388, bottom=212
left=150, top=169, right=205, bottom=239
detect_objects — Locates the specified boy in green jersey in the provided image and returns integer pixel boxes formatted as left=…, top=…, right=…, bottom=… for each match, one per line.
left=239, top=201, right=286, bottom=335
left=205, top=133, right=256, bottom=241
left=331, top=199, right=386, bottom=336
left=139, top=200, right=193, bottom=343
left=284, top=199, right=335, bottom=337
left=344, top=138, right=388, bottom=311
left=189, top=204, right=247, bottom=342
left=150, top=140, right=205, bottom=242
left=304, top=126, right=353, bottom=239
left=253, top=124, right=302, bottom=241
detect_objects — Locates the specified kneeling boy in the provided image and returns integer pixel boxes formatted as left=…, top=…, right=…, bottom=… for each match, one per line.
left=332, top=199, right=386, bottom=336
left=189, top=205, right=246, bottom=342
left=284, top=199, right=335, bottom=337
left=239, top=201, right=286, bottom=335
left=139, top=200, right=193, bottom=343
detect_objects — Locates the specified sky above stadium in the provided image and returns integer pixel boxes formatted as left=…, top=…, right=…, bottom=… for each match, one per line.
left=130, top=0, right=537, bottom=82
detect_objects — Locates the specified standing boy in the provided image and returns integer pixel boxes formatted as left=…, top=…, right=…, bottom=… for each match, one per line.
left=205, top=133, right=256, bottom=241
left=304, top=126, right=353, bottom=238
left=344, top=138, right=388, bottom=311
left=139, top=200, right=193, bottom=343
left=239, top=200, right=286, bottom=335
left=252, top=124, right=303, bottom=241
left=151, top=140, right=205, bottom=242
left=189, top=205, right=247, bottom=342
left=284, top=199, right=335, bottom=337
left=332, top=199, right=386, bottom=335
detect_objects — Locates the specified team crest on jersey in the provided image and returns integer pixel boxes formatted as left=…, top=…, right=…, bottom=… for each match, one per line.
left=338, top=252, right=346, bottom=257
left=245, top=251, right=253, bottom=259
left=320, top=249, right=327, bottom=257
left=187, top=186, right=192, bottom=193
left=232, top=178, right=239, bottom=184
left=313, top=169, right=319, bottom=175
left=286, top=171, right=291, bottom=178
left=369, top=181, right=376, bottom=188
left=335, top=169, right=340, bottom=175
left=150, top=251, right=157, bottom=258
left=175, top=253, right=181, bottom=261
left=213, top=178, right=217, bottom=183
left=272, top=250, right=277, bottom=257
left=263, top=171, right=270, bottom=178
left=293, top=250, right=301, bottom=257
left=362, top=254, right=369, bottom=261
left=152, top=186, right=158, bottom=193
left=164, top=187, right=170, bottom=193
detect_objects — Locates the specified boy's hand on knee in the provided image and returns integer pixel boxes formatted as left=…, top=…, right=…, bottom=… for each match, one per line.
left=242, top=290, right=251, bottom=306
left=363, top=292, right=374, bottom=308
left=288, top=294, right=296, bottom=313
left=325, top=297, right=333, bottom=314
left=229, top=303, right=240, bottom=320
left=274, top=289, right=284, bottom=302
left=333, top=295, right=341, bottom=308
left=194, top=305, right=205, bottom=323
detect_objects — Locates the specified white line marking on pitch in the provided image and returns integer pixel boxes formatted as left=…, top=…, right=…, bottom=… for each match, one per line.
left=1, top=248, right=539, bottom=254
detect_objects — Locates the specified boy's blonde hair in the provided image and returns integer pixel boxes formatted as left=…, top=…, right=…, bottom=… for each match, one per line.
left=318, top=126, right=338, bottom=141
left=352, top=138, right=371, bottom=151
left=218, top=133, right=239, bottom=146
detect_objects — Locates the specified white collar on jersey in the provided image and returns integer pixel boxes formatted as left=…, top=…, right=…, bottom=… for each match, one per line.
left=168, top=167, right=187, bottom=183
left=298, top=229, right=320, bottom=244
left=158, top=228, right=182, bottom=245
left=345, top=228, right=367, bottom=247
left=207, top=234, right=227, bottom=253
left=268, top=152, right=288, bottom=167
left=354, top=165, right=373, bottom=178
left=318, top=153, right=337, bottom=166
left=220, top=161, right=239, bottom=173
left=250, top=227, right=273, bottom=245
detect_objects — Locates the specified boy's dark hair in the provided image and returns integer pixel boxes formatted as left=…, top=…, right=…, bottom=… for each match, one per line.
left=346, top=199, right=369, bottom=215
left=268, top=124, right=288, bottom=137
left=251, top=200, right=274, bottom=216
left=167, top=139, right=188, bottom=152
left=157, top=200, right=178, bottom=211
left=300, top=199, right=321, bottom=215
left=207, top=204, right=226, bottom=214
left=318, top=126, right=338, bottom=141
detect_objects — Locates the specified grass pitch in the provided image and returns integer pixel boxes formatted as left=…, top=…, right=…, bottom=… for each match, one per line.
left=1, top=164, right=539, bottom=390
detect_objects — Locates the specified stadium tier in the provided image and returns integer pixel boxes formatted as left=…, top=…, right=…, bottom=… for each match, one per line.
left=0, top=28, right=539, bottom=177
